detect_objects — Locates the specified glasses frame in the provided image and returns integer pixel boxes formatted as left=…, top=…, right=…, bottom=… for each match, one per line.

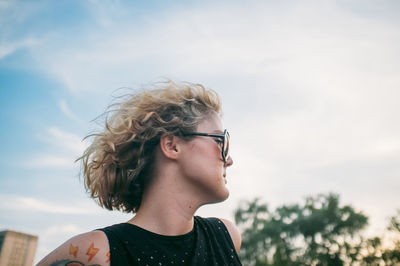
left=182, top=129, right=230, bottom=163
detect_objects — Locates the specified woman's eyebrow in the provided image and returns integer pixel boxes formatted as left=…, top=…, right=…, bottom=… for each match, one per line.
left=212, top=130, right=224, bottom=134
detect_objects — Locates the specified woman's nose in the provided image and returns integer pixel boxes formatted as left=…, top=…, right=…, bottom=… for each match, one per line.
left=225, top=156, right=233, bottom=167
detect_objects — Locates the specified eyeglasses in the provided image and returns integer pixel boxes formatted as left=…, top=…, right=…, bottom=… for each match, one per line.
left=182, top=129, right=230, bottom=163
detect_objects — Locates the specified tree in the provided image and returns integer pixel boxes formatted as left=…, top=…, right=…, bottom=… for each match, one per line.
left=360, top=210, right=400, bottom=265
left=234, top=193, right=369, bottom=266
left=363, top=210, right=400, bottom=265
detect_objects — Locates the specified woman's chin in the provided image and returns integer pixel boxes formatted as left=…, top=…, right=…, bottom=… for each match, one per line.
left=216, top=188, right=230, bottom=203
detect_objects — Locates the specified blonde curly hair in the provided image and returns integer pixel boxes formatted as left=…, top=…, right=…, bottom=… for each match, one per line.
left=78, top=80, right=222, bottom=213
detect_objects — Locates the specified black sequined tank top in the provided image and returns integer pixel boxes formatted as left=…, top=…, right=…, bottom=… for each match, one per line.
left=98, top=216, right=242, bottom=266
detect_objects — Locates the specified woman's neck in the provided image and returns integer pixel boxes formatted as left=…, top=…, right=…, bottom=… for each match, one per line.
left=127, top=174, right=202, bottom=236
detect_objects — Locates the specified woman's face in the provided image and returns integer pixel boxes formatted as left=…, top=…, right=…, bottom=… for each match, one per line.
left=179, top=112, right=233, bottom=204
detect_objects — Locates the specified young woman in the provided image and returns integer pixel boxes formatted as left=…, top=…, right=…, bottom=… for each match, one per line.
left=37, top=81, right=242, bottom=265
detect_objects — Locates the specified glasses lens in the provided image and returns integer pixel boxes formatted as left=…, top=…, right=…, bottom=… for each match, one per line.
left=224, top=130, right=230, bottom=161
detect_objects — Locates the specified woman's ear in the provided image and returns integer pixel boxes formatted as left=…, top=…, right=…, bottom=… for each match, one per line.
left=159, top=133, right=180, bottom=159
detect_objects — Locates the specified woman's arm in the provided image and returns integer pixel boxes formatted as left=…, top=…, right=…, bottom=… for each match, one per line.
left=36, top=231, right=110, bottom=266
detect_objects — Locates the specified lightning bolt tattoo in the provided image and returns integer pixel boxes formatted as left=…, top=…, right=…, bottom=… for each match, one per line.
left=69, top=244, right=79, bottom=258
left=86, top=242, right=99, bottom=262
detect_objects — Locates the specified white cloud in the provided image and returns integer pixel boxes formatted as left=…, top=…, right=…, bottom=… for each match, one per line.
left=22, top=154, right=73, bottom=168
left=0, top=0, right=44, bottom=58
left=0, top=38, right=39, bottom=59
left=26, top=0, right=400, bottom=115
left=42, top=224, right=82, bottom=238
left=0, top=195, right=100, bottom=214
left=58, top=99, right=80, bottom=122
left=46, top=127, right=87, bottom=154
left=22, top=127, right=89, bottom=168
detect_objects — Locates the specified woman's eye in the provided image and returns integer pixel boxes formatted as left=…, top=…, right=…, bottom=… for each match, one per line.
left=214, top=139, right=223, bottom=145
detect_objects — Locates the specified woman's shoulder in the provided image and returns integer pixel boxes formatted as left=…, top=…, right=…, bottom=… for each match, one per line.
left=219, top=218, right=242, bottom=253
left=36, top=230, right=110, bottom=266
left=196, top=216, right=242, bottom=253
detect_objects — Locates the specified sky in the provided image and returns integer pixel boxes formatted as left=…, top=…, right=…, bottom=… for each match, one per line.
left=1, top=0, right=399, bottom=263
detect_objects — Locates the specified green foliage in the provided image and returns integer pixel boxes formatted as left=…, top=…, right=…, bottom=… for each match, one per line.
left=234, top=193, right=400, bottom=266
left=388, top=210, right=400, bottom=233
left=363, top=211, right=400, bottom=266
